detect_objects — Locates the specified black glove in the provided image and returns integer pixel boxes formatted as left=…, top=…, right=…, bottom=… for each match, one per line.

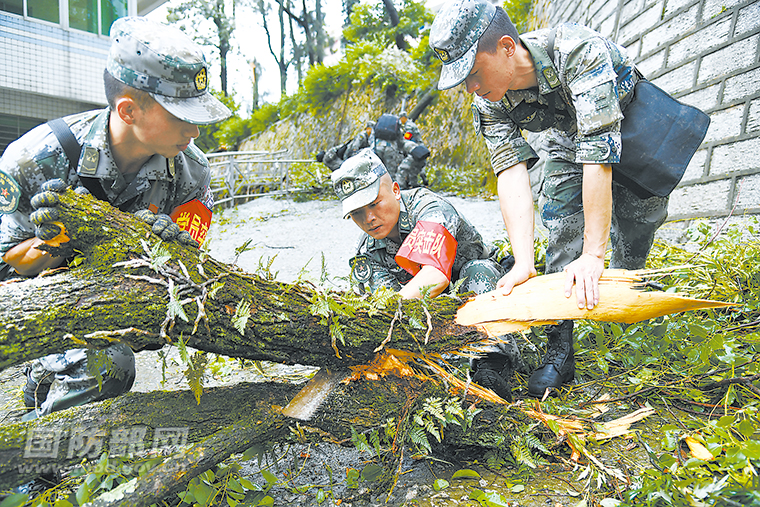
left=315, top=150, right=325, bottom=163
left=29, top=179, right=68, bottom=241
left=135, top=210, right=199, bottom=248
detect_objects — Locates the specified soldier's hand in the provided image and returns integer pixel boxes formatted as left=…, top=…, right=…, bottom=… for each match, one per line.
left=135, top=209, right=199, bottom=248
left=29, top=179, right=68, bottom=242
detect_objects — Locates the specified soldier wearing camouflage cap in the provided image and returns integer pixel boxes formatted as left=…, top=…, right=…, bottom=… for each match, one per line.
left=0, top=16, right=231, bottom=423
left=430, top=0, right=671, bottom=397
left=332, top=148, right=517, bottom=400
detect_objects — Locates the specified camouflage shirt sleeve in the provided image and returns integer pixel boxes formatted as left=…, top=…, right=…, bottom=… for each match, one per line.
left=472, top=96, right=540, bottom=176
left=557, top=28, right=624, bottom=164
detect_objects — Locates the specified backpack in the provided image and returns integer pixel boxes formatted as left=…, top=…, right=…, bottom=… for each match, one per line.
left=374, top=114, right=401, bottom=141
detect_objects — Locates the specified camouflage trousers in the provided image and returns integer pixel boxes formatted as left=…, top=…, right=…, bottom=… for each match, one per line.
left=538, top=159, right=669, bottom=274
left=22, top=342, right=136, bottom=421
left=456, top=258, right=504, bottom=295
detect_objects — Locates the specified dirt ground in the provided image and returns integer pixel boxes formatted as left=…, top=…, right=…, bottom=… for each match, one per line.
left=1, top=193, right=655, bottom=506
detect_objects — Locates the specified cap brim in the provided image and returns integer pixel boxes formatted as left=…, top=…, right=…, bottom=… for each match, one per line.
left=437, top=43, right=478, bottom=90
left=152, top=93, right=232, bottom=125
left=341, top=179, right=382, bottom=219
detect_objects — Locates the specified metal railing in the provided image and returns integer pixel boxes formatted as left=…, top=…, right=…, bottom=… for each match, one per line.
left=206, top=150, right=313, bottom=207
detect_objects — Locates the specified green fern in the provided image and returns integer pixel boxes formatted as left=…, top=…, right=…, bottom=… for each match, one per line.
left=510, top=440, right=538, bottom=469
left=208, top=280, right=225, bottom=299
left=524, top=432, right=550, bottom=455
left=149, top=241, right=171, bottom=271
left=232, top=300, right=251, bottom=335
left=408, top=426, right=431, bottom=455
left=167, top=281, right=189, bottom=322
left=351, top=426, right=372, bottom=453
left=85, top=349, right=116, bottom=391
left=184, top=350, right=208, bottom=404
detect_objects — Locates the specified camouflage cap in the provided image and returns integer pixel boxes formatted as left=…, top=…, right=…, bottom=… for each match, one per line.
left=107, top=16, right=231, bottom=125
left=429, top=0, right=496, bottom=90
left=331, top=149, right=388, bottom=219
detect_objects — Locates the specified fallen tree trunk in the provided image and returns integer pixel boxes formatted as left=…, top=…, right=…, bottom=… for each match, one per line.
left=2, top=376, right=469, bottom=498
left=0, top=190, right=483, bottom=371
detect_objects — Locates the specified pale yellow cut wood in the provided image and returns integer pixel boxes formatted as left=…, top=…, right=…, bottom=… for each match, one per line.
left=457, top=269, right=733, bottom=336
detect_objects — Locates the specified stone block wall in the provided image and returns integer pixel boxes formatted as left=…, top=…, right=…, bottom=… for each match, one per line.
left=531, top=0, right=760, bottom=230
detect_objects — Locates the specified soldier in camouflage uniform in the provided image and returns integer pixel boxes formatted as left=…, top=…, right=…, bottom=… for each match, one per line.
left=320, top=121, right=375, bottom=172
left=396, top=111, right=430, bottom=188
left=0, top=16, right=231, bottom=421
left=331, top=148, right=515, bottom=399
left=430, top=0, right=669, bottom=397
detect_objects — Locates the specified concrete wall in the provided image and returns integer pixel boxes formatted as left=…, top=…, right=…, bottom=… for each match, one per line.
left=531, top=0, right=760, bottom=234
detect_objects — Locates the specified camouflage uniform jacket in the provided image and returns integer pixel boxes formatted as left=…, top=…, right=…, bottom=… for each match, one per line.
left=350, top=188, right=493, bottom=292
left=472, top=23, right=640, bottom=176
left=0, top=108, right=213, bottom=255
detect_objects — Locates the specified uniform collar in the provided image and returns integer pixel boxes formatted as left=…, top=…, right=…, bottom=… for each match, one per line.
left=521, top=36, right=562, bottom=95
left=77, top=108, right=175, bottom=182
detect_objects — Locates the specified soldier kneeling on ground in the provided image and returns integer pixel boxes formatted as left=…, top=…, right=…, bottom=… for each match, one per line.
left=331, top=148, right=519, bottom=400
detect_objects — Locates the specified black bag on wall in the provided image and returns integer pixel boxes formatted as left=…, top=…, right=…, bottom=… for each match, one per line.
left=545, top=29, right=710, bottom=199
left=614, top=80, right=711, bottom=199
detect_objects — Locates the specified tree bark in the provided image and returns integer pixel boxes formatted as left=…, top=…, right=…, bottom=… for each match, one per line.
left=4, top=375, right=471, bottom=501
left=381, top=0, right=407, bottom=51
left=0, top=190, right=483, bottom=372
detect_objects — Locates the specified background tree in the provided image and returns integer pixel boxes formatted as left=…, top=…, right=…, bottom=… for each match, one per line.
left=167, top=0, right=235, bottom=95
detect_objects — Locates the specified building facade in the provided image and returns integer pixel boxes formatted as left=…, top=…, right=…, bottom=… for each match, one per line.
left=0, top=0, right=164, bottom=153
left=529, top=0, right=760, bottom=232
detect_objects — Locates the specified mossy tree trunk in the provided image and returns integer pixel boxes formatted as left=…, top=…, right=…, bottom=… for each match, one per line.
left=3, top=376, right=498, bottom=504
left=0, top=190, right=493, bottom=500
left=0, top=190, right=484, bottom=372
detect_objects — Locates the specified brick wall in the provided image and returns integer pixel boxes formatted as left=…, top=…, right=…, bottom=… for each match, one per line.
left=531, top=0, right=760, bottom=234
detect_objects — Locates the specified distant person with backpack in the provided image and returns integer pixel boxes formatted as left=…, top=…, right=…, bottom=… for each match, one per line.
left=319, top=114, right=431, bottom=189
left=0, top=16, right=231, bottom=421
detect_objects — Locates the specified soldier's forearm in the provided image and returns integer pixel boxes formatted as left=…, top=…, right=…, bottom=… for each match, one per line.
left=581, top=163, right=613, bottom=259
left=496, top=163, right=535, bottom=269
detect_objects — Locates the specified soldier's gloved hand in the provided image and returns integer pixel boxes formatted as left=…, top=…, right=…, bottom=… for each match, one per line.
left=30, top=179, right=68, bottom=242
left=134, top=209, right=199, bottom=248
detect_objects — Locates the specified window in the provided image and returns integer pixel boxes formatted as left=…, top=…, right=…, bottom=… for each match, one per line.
left=100, top=0, right=126, bottom=35
left=0, top=0, right=23, bottom=16
left=69, top=0, right=97, bottom=32
left=1, top=0, right=126, bottom=34
left=28, top=0, right=58, bottom=23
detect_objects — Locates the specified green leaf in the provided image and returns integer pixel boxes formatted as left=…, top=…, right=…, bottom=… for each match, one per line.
left=316, top=488, right=326, bottom=504
left=600, top=499, right=622, bottom=507
left=239, top=477, right=256, bottom=491
left=76, top=481, right=92, bottom=506
left=261, top=469, right=277, bottom=486
left=0, top=494, right=29, bottom=507
left=228, top=477, right=244, bottom=494
left=452, top=469, right=481, bottom=480
left=257, top=496, right=274, bottom=507
left=483, top=491, right=510, bottom=507
left=360, top=463, right=383, bottom=482
left=433, top=479, right=449, bottom=491
left=510, top=484, right=525, bottom=493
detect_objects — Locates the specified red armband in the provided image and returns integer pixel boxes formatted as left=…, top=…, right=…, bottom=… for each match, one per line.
left=395, top=220, right=457, bottom=280
left=170, top=199, right=212, bottom=244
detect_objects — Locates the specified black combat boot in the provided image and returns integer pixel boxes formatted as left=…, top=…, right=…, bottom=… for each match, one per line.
left=527, top=320, right=575, bottom=397
left=471, top=353, right=513, bottom=402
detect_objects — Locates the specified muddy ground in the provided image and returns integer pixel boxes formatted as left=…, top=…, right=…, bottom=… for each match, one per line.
left=1, top=193, right=672, bottom=506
